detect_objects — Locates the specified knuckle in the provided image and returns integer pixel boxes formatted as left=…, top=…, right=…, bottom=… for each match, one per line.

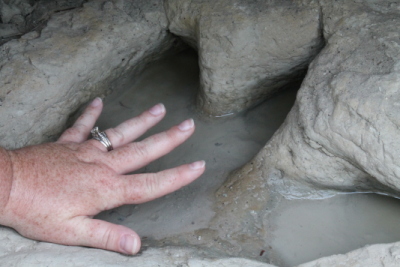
left=76, top=113, right=88, bottom=122
left=101, top=226, right=114, bottom=250
left=170, top=169, right=181, bottom=184
left=140, top=109, right=153, bottom=122
left=82, top=106, right=97, bottom=117
left=63, top=127, right=81, bottom=137
left=74, top=122, right=87, bottom=130
left=137, top=112, right=148, bottom=124
left=151, top=130, right=174, bottom=146
left=176, top=166, right=185, bottom=178
left=123, top=178, right=145, bottom=203
left=131, top=142, right=148, bottom=158
left=75, top=142, right=103, bottom=161
left=96, top=180, right=117, bottom=204
left=136, top=110, right=155, bottom=127
left=108, top=128, right=125, bottom=144
left=165, top=129, right=178, bottom=140
left=144, top=174, right=159, bottom=194
left=150, top=132, right=165, bottom=144
left=80, top=141, right=98, bottom=152
left=75, top=112, right=93, bottom=125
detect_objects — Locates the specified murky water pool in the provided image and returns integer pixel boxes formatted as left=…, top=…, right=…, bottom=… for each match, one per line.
left=94, top=49, right=400, bottom=266
left=267, top=193, right=400, bottom=266
left=95, top=49, right=297, bottom=239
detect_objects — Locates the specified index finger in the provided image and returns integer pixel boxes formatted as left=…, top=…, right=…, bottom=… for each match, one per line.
left=58, top=98, right=103, bottom=143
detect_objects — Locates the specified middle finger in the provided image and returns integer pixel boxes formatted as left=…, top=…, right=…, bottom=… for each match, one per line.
left=106, top=118, right=195, bottom=174
left=88, top=103, right=166, bottom=151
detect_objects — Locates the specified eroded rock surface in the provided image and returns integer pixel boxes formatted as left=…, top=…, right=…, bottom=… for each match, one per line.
left=164, top=0, right=324, bottom=116
left=210, top=0, right=400, bottom=264
left=0, top=227, right=277, bottom=267
left=0, top=0, right=88, bottom=45
left=0, top=0, right=400, bottom=266
left=299, top=241, right=400, bottom=267
left=263, top=0, right=400, bottom=195
left=0, top=0, right=175, bottom=149
left=214, top=0, right=400, bottom=203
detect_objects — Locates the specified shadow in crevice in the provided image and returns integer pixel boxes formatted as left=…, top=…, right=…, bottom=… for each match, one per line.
left=0, top=0, right=88, bottom=45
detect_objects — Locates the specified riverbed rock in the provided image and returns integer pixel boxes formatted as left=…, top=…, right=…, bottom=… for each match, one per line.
left=211, top=0, right=400, bottom=263
left=298, top=241, right=400, bottom=267
left=0, top=0, right=86, bottom=45
left=0, top=0, right=175, bottom=149
left=164, top=0, right=324, bottom=116
left=218, top=0, right=400, bottom=198
left=1, top=0, right=400, bottom=266
left=268, top=0, right=400, bottom=195
left=0, top=227, right=277, bottom=267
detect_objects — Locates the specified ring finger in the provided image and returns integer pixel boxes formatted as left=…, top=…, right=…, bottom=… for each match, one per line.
left=88, top=103, right=166, bottom=151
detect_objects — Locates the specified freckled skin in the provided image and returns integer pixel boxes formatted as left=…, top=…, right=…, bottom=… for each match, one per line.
left=4, top=143, right=117, bottom=230
left=0, top=100, right=205, bottom=254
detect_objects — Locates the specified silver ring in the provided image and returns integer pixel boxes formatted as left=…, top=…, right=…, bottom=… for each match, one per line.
left=91, top=127, right=113, bottom=151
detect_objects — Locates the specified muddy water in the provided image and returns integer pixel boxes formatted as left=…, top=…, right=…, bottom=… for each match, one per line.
left=95, top=49, right=297, bottom=238
left=94, top=50, right=400, bottom=266
left=268, top=193, right=400, bottom=266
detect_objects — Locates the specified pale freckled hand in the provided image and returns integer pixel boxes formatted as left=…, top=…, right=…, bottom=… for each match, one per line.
left=0, top=98, right=205, bottom=255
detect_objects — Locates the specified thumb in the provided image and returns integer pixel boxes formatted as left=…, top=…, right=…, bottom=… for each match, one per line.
left=74, top=217, right=141, bottom=255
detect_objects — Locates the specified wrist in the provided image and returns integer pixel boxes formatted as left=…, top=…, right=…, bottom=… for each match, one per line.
left=0, top=147, right=13, bottom=210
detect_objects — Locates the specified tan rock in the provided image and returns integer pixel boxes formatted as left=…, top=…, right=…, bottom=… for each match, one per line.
left=165, top=0, right=324, bottom=116
left=0, top=0, right=174, bottom=149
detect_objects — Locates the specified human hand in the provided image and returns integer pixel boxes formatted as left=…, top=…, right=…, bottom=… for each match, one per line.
left=0, top=98, right=205, bottom=255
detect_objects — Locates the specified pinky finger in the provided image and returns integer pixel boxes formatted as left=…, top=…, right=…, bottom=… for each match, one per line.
left=120, top=161, right=206, bottom=205
left=58, top=98, right=103, bottom=143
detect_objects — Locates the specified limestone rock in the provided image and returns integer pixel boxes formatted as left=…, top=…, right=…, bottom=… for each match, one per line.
left=0, top=227, right=277, bottom=267
left=164, top=0, right=324, bottom=116
left=0, top=0, right=175, bottom=149
left=224, top=0, right=400, bottom=198
left=0, top=0, right=24, bottom=24
left=298, top=241, right=400, bottom=267
left=1, top=0, right=400, bottom=266
left=188, top=257, right=276, bottom=267
left=270, top=0, right=400, bottom=195
left=211, top=0, right=400, bottom=263
left=0, top=23, right=19, bottom=39
left=0, top=0, right=88, bottom=44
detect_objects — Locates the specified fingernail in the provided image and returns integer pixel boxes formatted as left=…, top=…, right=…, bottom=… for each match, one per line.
left=189, top=160, right=206, bottom=170
left=148, top=103, right=165, bottom=116
left=90, top=97, right=102, bottom=107
left=178, top=118, right=194, bottom=131
left=120, top=234, right=139, bottom=255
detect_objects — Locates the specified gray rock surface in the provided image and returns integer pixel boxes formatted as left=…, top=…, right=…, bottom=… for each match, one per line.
left=0, top=0, right=400, bottom=266
left=0, top=0, right=175, bottom=149
left=214, top=0, right=400, bottom=202
left=210, top=0, right=400, bottom=264
left=0, top=0, right=87, bottom=44
left=164, top=0, right=324, bottom=116
left=0, top=227, right=276, bottom=267
left=298, top=241, right=400, bottom=267
left=262, top=0, right=400, bottom=196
